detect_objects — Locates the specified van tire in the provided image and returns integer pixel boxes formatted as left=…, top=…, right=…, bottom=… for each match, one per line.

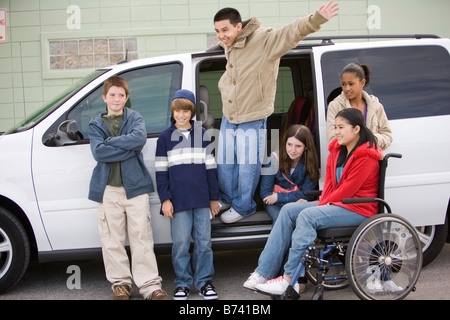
left=418, top=218, right=448, bottom=267
left=0, top=207, right=30, bottom=294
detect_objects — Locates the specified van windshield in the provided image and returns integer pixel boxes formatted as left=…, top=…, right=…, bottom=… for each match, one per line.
left=3, top=69, right=109, bottom=135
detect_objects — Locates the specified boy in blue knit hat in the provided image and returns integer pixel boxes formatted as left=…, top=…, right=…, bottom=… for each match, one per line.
left=155, top=89, right=221, bottom=300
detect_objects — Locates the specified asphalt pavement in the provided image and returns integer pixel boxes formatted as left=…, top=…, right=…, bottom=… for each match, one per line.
left=0, top=244, right=449, bottom=301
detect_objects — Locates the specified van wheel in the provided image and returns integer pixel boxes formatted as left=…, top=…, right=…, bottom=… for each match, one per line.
left=0, top=207, right=30, bottom=293
left=416, top=217, right=448, bottom=266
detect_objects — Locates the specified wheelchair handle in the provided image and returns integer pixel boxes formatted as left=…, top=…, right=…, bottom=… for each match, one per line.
left=384, top=153, right=402, bottom=160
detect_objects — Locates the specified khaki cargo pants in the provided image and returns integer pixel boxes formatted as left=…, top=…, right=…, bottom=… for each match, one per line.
left=98, top=185, right=162, bottom=299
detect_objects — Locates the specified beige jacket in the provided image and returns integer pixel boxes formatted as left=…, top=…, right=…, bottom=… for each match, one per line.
left=327, top=91, right=393, bottom=150
left=218, top=11, right=328, bottom=124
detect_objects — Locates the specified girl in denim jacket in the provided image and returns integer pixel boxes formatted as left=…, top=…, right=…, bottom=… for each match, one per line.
left=260, top=125, right=319, bottom=221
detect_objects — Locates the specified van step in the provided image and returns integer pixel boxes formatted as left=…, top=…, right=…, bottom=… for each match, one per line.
left=211, top=211, right=273, bottom=238
left=211, top=211, right=272, bottom=229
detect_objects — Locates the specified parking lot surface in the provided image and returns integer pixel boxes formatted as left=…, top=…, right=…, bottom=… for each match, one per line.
left=0, top=244, right=449, bottom=301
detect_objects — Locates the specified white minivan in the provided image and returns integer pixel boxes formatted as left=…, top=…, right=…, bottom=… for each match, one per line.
left=1, top=35, right=449, bottom=293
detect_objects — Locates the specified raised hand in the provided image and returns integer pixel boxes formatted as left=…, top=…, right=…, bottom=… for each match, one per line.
left=318, top=0, right=339, bottom=20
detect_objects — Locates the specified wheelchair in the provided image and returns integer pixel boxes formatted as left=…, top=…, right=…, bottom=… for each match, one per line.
left=276, top=153, right=423, bottom=300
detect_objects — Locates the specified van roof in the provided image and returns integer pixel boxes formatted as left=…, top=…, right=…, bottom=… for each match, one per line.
left=196, top=34, right=442, bottom=57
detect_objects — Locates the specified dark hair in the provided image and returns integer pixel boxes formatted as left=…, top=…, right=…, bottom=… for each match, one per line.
left=214, top=7, right=242, bottom=26
left=341, top=63, right=371, bottom=88
left=279, top=125, right=320, bottom=181
left=335, top=108, right=377, bottom=167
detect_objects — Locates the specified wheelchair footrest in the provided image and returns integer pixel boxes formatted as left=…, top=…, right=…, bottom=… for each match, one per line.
left=281, top=285, right=300, bottom=300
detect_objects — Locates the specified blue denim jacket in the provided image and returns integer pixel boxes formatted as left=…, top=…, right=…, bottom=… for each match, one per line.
left=88, top=108, right=154, bottom=202
left=260, top=152, right=317, bottom=203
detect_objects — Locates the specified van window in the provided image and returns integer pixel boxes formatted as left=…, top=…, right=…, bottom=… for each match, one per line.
left=46, top=62, right=182, bottom=145
left=321, top=45, right=450, bottom=120
left=120, top=63, right=182, bottom=134
left=6, top=69, right=108, bottom=135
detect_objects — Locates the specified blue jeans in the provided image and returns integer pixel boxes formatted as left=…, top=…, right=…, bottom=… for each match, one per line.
left=170, top=208, right=214, bottom=289
left=264, top=203, right=284, bottom=222
left=217, top=116, right=267, bottom=216
left=255, top=202, right=368, bottom=279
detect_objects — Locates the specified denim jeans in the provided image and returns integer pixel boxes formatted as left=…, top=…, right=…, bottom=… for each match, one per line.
left=217, top=116, right=267, bottom=216
left=170, top=208, right=214, bottom=289
left=255, top=201, right=368, bottom=279
left=264, top=203, right=284, bottom=222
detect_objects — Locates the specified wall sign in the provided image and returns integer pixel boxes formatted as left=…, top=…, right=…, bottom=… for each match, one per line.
left=0, top=9, right=6, bottom=42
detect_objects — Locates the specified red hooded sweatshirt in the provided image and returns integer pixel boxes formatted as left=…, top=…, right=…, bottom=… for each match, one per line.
left=318, top=139, right=383, bottom=218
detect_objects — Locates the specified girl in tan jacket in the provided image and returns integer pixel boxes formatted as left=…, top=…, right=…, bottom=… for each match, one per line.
left=327, top=63, right=393, bottom=150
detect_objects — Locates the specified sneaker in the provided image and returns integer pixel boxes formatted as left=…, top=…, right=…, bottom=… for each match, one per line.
left=243, top=272, right=267, bottom=291
left=255, top=276, right=299, bottom=296
left=146, top=289, right=169, bottom=300
left=365, top=265, right=384, bottom=294
left=173, top=287, right=190, bottom=300
left=365, top=273, right=383, bottom=294
left=383, top=280, right=404, bottom=293
left=220, top=208, right=246, bottom=223
left=113, top=285, right=131, bottom=300
left=199, top=281, right=218, bottom=300
left=218, top=200, right=231, bottom=212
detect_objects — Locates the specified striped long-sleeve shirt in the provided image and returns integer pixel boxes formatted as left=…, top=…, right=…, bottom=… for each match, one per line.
left=155, top=121, right=220, bottom=215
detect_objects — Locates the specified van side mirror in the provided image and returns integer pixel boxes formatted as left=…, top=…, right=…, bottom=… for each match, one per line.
left=54, top=119, right=82, bottom=146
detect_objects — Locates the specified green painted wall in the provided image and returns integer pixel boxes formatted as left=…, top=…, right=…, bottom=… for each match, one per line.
left=0, top=0, right=449, bottom=132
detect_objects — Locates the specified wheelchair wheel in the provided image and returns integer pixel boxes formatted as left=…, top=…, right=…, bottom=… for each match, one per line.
left=345, top=214, right=422, bottom=300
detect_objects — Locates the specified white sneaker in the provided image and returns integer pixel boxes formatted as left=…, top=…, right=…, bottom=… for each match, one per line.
left=255, top=276, right=299, bottom=295
left=218, top=200, right=231, bottom=212
left=220, top=208, right=245, bottom=223
left=243, top=272, right=267, bottom=291
left=365, top=267, right=383, bottom=294
left=366, top=275, right=383, bottom=293
left=383, top=280, right=404, bottom=293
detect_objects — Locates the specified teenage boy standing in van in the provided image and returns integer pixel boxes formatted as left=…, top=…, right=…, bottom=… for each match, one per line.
left=213, top=0, right=339, bottom=223
left=88, top=75, right=168, bottom=300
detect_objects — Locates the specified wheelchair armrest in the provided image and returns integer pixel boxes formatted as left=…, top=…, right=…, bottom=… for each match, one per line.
left=342, top=197, right=376, bottom=204
left=304, top=190, right=322, bottom=197
left=342, top=197, right=392, bottom=213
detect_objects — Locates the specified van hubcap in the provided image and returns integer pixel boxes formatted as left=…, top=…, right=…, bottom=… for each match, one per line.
left=0, top=228, right=13, bottom=278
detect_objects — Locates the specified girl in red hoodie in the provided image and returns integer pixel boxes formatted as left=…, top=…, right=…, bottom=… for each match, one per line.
left=244, top=108, right=383, bottom=295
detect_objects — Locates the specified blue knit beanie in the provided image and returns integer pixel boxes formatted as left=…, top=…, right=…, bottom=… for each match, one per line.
left=172, top=89, right=196, bottom=106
